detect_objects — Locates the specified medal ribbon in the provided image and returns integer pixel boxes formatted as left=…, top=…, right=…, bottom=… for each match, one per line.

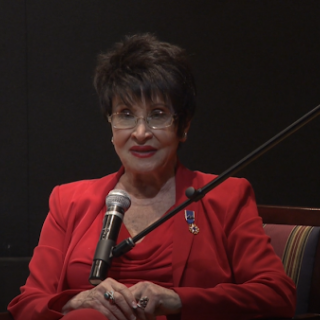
left=184, top=210, right=200, bottom=235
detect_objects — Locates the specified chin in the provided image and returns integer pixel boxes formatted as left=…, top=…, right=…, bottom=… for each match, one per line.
left=122, top=154, right=176, bottom=176
left=125, top=161, right=162, bottom=175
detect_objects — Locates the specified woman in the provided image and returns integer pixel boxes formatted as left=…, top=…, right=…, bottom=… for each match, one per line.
left=8, top=34, right=296, bottom=320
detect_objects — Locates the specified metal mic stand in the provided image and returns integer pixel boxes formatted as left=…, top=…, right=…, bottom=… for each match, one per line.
left=112, top=104, right=320, bottom=258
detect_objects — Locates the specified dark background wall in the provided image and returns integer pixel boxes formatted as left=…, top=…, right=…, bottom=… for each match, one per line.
left=1, top=1, right=320, bottom=260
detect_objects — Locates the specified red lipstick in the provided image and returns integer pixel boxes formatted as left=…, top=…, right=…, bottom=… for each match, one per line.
left=129, top=146, right=157, bottom=158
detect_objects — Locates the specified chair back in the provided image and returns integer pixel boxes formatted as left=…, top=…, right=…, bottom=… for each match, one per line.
left=258, top=205, right=320, bottom=316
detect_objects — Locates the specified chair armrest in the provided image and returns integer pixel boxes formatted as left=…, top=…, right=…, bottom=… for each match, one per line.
left=261, top=315, right=320, bottom=320
left=294, top=314, right=320, bottom=320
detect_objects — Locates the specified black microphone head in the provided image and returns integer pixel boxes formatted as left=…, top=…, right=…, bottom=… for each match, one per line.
left=106, top=189, right=131, bottom=210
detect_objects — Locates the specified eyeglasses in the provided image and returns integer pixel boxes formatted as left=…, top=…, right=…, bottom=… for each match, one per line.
left=107, top=110, right=176, bottom=129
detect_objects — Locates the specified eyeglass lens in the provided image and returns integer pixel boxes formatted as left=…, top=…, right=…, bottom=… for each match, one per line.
left=110, top=112, right=174, bottom=129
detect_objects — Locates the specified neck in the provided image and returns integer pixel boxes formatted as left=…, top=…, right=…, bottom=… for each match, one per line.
left=118, top=166, right=177, bottom=199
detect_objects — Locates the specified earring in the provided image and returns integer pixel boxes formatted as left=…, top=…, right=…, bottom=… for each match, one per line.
left=184, top=132, right=187, bottom=139
left=111, top=137, right=114, bottom=144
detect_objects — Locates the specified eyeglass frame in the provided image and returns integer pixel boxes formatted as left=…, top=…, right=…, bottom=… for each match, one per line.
left=107, top=111, right=178, bottom=130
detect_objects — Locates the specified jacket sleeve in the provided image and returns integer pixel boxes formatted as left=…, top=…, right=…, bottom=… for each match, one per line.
left=8, top=186, right=82, bottom=320
left=172, top=178, right=296, bottom=320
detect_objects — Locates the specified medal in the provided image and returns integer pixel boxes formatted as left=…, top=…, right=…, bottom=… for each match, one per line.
left=184, top=210, right=200, bottom=235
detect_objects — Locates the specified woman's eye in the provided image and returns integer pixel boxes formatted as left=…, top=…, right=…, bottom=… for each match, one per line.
left=118, top=110, right=134, bottom=118
left=150, top=110, right=167, bottom=118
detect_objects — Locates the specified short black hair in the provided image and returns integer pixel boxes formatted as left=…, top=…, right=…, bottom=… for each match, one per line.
left=94, top=33, right=196, bottom=137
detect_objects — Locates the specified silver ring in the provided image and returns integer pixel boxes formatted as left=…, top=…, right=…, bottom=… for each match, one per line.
left=104, top=290, right=115, bottom=304
left=137, top=296, right=149, bottom=309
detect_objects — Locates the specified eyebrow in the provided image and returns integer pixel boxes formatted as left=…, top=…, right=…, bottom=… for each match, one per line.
left=114, top=100, right=169, bottom=109
left=114, top=101, right=128, bottom=108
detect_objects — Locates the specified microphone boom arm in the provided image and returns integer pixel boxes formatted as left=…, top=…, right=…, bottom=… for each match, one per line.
left=112, top=104, right=320, bottom=258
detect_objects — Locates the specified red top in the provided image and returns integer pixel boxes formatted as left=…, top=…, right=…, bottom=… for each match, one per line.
left=66, top=209, right=173, bottom=320
left=67, top=212, right=174, bottom=290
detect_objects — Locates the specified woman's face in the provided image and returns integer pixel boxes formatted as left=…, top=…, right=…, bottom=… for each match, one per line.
left=110, top=94, right=187, bottom=178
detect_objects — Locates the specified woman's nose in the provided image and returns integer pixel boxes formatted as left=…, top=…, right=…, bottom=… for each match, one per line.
left=131, top=118, right=153, bottom=140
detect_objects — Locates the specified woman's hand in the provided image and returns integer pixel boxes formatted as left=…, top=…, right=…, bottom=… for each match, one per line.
left=62, top=278, right=137, bottom=320
left=129, top=281, right=182, bottom=320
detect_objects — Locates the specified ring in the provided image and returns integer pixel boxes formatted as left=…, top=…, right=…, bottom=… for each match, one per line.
left=137, top=296, right=149, bottom=309
left=104, top=290, right=115, bottom=304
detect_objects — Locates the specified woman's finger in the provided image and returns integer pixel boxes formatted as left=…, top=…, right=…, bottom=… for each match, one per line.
left=129, top=281, right=181, bottom=316
left=98, top=278, right=137, bottom=320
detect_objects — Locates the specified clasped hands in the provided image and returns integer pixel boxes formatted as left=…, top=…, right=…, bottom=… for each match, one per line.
left=62, top=278, right=182, bottom=320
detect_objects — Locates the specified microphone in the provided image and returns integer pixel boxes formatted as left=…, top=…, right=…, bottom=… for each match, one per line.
left=89, top=189, right=131, bottom=286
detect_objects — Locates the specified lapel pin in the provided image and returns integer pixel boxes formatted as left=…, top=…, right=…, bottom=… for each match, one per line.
left=185, top=210, right=200, bottom=235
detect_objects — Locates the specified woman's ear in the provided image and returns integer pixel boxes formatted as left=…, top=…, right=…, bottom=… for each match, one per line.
left=180, top=121, right=191, bottom=142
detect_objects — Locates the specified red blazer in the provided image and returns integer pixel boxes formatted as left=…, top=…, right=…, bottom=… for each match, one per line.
left=8, top=163, right=296, bottom=320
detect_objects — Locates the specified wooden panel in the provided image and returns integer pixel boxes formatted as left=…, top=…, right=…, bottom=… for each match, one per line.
left=258, top=205, right=320, bottom=226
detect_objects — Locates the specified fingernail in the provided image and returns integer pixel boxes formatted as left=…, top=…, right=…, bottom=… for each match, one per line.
left=132, top=301, right=137, bottom=309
